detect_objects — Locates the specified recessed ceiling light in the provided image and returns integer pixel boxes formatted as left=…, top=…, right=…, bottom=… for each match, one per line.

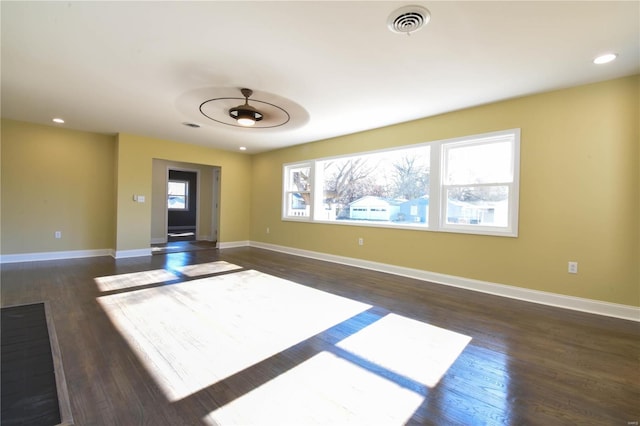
left=239, top=146, right=247, bottom=151
left=593, top=53, right=617, bottom=65
left=52, top=118, right=65, bottom=124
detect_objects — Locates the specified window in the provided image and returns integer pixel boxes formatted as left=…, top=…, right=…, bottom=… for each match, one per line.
left=283, top=164, right=311, bottom=218
left=168, top=180, right=189, bottom=210
left=440, top=133, right=518, bottom=235
left=283, top=129, right=520, bottom=237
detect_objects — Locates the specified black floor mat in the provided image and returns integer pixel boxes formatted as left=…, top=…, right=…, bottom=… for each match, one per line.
left=1, top=303, right=61, bottom=426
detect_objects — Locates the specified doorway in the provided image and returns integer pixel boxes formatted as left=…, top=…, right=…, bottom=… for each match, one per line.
left=150, top=159, right=220, bottom=254
left=167, top=169, right=197, bottom=242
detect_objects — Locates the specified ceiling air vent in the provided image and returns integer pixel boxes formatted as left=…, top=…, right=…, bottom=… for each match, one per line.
left=387, top=5, right=430, bottom=35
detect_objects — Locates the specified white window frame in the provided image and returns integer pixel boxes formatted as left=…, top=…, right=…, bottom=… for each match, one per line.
left=168, top=179, right=190, bottom=211
left=438, top=130, right=520, bottom=237
left=282, top=129, right=520, bottom=237
left=282, top=162, right=313, bottom=220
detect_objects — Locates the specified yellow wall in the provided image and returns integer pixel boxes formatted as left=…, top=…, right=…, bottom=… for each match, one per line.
left=1, top=122, right=251, bottom=256
left=1, top=120, right=116, bottom=253
left=250, top=76, right=640, bottom=306
left=115, top=133, right=251, bottom=252
left=1, top=76, right=638, bottom=307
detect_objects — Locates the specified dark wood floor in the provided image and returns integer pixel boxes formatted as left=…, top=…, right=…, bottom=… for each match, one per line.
left=151, top=240, right=217, bottom=255
left=1, top=303, right=61, bottom=425
left=1, top=247, right=638, bottom=425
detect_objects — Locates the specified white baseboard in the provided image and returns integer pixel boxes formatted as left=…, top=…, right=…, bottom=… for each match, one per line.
left=0, top=246, right=160, bottom=262
left=249, top=241, right=640, bottom=322
left=218, top=240, right=250, bottom=249
left=151, top=235, right=212, bottom=244
left=0, top=249, right=113, bottom=264
left=113, top=248, right=152, bottom=259
left=4, top=241, right=636, bottom=322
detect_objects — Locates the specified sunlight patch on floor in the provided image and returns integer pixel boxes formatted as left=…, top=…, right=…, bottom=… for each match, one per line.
left=205, top=351, right=424, bottom=426
left=173, top=261, right=242, bottom=277
left=94, top=269, right=179, bottom=291
left=336, top=313, right=472, bottom=388
left=97, top=269, right=371, bottom=401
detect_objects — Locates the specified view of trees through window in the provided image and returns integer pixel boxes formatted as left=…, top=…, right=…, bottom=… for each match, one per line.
left=284, top=166, right=311, bottom=217
left=318, top=146, right=430, bottom=222
left=283, top=129, right=519, bottom=236
left=443, top=140, right=513, bottom=226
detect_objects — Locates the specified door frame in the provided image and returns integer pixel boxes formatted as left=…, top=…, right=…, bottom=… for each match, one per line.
left=211, top=167, right=220, bottom=243
left=165, top=166, right=201, bottom=241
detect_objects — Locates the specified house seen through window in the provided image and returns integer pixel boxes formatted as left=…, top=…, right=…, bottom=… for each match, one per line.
left=282, top=129, right=520, bottom=237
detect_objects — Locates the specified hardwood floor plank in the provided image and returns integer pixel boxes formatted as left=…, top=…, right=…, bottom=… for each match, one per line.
left=1, top=247, right=638, bottom=425
left=1, top=303, right=62, bottom=426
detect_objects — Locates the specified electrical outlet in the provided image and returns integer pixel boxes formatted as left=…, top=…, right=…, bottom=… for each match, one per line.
left=358, top=237, right=364, bottom=246
left=568, top=261, right=578, bottom=274
left=55, top=231, right=62, bottom=239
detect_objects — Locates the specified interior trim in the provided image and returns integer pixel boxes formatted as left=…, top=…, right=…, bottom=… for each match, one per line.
left=218, top=240, right=250, bottom=249
left=113, top=248, right=152, bottom=259
left=43, top=301, right=75, bottom=426
left=0, top=249, right=113, bottom=264
left=3, top=241, right=637, bottom=322
left=248, top=241, right=640, bottom=322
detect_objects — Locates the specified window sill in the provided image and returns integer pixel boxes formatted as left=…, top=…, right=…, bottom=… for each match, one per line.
left=282, top=217, right=517, bottom=237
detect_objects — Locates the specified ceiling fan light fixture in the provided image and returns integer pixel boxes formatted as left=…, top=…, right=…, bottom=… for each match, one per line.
left=229, top=88, right=264, bottom=126
left=236, top=116, right=256, bottom=127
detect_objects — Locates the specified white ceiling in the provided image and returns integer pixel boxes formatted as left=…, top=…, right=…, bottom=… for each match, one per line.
left=2, top=1, right=638, bottom=153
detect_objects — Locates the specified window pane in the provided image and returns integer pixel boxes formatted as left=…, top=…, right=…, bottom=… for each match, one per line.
left=318, top=146, right=430, bottom=225
left=168, top=180, right=188, bottom=210
left=288, top=167, right=311, bottom=192
left=168, top=195, right=186, bottom=209
left=286, top=192, right=310, bottom=217
left=445, top=141, right=512, bottom=185
left=445, top=186, right=509, bottom=227
left=282, top=128, right=518, bottom=236
left=168, top=181, right=186, bottom=196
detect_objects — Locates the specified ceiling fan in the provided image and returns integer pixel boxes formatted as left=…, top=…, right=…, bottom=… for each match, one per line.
left=228, top=88, right=263, bottom=126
